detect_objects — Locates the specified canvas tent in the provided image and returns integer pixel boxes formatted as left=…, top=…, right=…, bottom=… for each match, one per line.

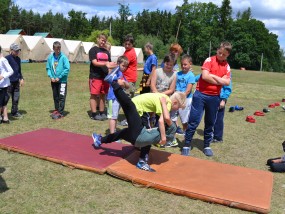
left=44, top=38, right=69, bottom=57
left=0, top=34, right=29, bottom=60
left=110, top=46, right=125, bottom=62
left=134, top=48, right=144, bottom=64
left=64, top=40, right=85, bottom=62
left=22, top=35, right=51, bottom=61
left=82, top=42, right=95, bottom=62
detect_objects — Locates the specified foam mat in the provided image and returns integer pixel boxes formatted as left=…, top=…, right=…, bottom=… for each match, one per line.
left=0, top=128, right=134, bottom=174
left=107, top=149, right=273, bottom=213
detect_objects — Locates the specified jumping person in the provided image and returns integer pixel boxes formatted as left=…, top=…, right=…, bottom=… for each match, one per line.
left=46, top=41, right=70, bottom=119
left=92, top=71, right=186, bottom=172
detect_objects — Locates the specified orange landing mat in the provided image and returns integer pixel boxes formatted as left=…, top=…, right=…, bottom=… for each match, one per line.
left=107, top=150, right=273, bottom=213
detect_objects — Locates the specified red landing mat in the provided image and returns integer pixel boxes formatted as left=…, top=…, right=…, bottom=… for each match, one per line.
left=0, top=128, right=134, bottom=174
left=107, top=150, right=273, bottom=213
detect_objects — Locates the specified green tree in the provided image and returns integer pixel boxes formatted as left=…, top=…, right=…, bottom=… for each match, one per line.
left=0, top=0, right=12, bottom=33
left=219, top=0, right=232, bottom=39
left=67, top=9, right=91, bottom=39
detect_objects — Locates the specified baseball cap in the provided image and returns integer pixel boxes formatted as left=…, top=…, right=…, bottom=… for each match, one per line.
left=10, top=43, right=21, bottom=51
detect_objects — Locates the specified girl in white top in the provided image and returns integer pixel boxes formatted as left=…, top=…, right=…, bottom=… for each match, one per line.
left=0, top=46, right=14, bottom=123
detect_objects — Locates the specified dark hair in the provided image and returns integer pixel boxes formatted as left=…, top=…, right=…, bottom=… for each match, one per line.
left=163, top=53, right=176, bottom=63
left=117, top=55, right=129, bottom=65
left=144, top=42, right=153, bottom=51
left=124, top=34, right=134, bottom=44
left=53, top=41, right=61, bottom=48
left=219, top=41, right=232, bottom=53
left=181, top=54, right=193, bottom=63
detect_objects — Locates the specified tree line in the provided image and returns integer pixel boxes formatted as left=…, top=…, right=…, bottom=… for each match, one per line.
left=0, top=0, right=284, bottom=72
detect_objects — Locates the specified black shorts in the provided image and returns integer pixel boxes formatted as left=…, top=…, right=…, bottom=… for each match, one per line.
left=0, top=87, right=10, bottom=107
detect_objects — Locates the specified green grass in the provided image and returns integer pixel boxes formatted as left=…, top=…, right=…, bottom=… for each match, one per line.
left=1, top=63, right=285, bottom=213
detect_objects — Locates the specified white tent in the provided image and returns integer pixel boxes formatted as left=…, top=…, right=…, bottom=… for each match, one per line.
left=0, top=34, right=29, bottom=60
left=82, top=42, right=95, bottom=62
left=110, top=46, right=125, bottom=62
left=134, top=48, right=144, bottom=64
left=64, top=40, right=85, bottom=63
left=44, top=38, right=69, bottom=58
left=22, top=35, right=51, bottom=61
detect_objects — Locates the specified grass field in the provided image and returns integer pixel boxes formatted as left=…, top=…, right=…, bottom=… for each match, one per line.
left=0, top=63, right=285, bottom=213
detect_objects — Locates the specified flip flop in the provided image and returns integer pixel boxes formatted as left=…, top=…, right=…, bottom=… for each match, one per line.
left=235, top=105, right=244, bottom=111
left=268, top=103, right=275, bottom=108
left=254, top=111, right=265, bottom=116
left=263, top=108, right=270, bottom=113
left=246, top=115, right=256, bottom=123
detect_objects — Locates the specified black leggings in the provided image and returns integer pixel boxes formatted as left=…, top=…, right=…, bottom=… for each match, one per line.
left=101, top=82, right=151, bottom=160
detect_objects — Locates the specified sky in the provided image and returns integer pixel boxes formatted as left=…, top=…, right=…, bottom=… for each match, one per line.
left=14, top=0, right=285, bottom=49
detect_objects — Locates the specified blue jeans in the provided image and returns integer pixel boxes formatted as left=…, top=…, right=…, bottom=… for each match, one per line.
left=213, top=105, right=225, bottom=141
left=185, top=90, right=220, bottom=148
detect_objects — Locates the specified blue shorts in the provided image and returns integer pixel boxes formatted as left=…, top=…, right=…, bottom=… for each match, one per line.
left=107, top=99, right=120, bottom=119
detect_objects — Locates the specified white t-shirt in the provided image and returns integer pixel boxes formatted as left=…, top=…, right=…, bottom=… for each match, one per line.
left=0, top=56, right=14, bottom=88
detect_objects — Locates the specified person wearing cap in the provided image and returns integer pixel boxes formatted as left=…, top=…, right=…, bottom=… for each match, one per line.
left=0, top=45, right=14, bottom=124
left=5, top=43, right=24, bottom=118
left=46, top=41, right=70, bottom=120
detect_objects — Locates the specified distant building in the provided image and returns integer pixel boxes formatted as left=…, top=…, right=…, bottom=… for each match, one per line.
left=34, top=32, right=53, bottom=38
left=6, top=29, right=26, bottom=35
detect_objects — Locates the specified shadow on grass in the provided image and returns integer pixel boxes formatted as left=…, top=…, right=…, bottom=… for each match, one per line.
left=196, top=129, right=204, bottom=136
left=8, top=109, right=27, bottom=121
left=0, top=167, right=9, bottom=193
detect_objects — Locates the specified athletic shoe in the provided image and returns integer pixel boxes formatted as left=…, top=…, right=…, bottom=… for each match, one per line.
left=104, top=67, right=119, bottom=84
left=12, top=112, right=22, bottom=118
left=52, top=113, right=64, bottom=120
left=136, top=160, right=155, bottom=172
left=1, top=119, right=10, bottom=124
left=118, top=119, right=128, bottom=126
left=92, top=113, right=102, bottom=120
left=254, top=111, right=265, bottom=116
left=181, top=146, right=190, bottom=156
left=203, top=147, right=213, bottom=156
left=274, top=102, right=280, bottom=106
left=154, top=143, right=165, bottom=149
left=282, top=98, right=285, bottom=102
left=50, top=110, right=58, bottom=117
left=268, top=103, right=275, bottom=108
left=176, top=126, right=185, bottom=135
left=263, top=108, right=270, bottom=113
left=282, top=106, right=285, bottom=111
left=100, top=113, right=107, bottom=121
left=235, top=105, right=244, bottom=111
left=212, top=139, right=223, bottom=143
left=246, top=115, right=256, bottom=123
left=229, top=106, right=235, bottom=112
left=92, top=133, right=102, bottom=148
left=165, top=138, right=179, bottom=147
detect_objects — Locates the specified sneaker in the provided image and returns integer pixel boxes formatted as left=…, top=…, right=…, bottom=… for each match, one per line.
left=274, top=102, right=280, bottom=106
left=165, top=138, right=179, bottom=147
left=52, top=113, right=64, bottom=120
left=246, top=115, right=256, bottom=123
left=268, top=103, right=275, bottom=108
left=100, top=113, right=107, bottom=121
left=136, top=160, right=155, bottom=172
left=104, top=67, right=119, bottom=84
left=181, top=146, right=191, bottom=156
left=154, top=143, right=165, bottom=149
left=235, top=105, right=244, bottom=111
left=263, top=108, right=270, bottom=113
left=50, top=110, right=58, bottom=117
left=92, top=133, right=102, bottom=148
left=118, top=119, right=128, bottom=126
left=212, top=139, right=223, bottom=143
left=229, top=106, right=235, bottom=112
left=92, top=114, right=102, bottom=121
left=282, top=106, right=285, bottom=111
left=12, top=112, right=22, bottom=118
left=203, top=147, right=213, bottom=156
left=176, top=126, right=185, bottom=135
left=254, top=111, right=265, bottom=116
left=1, top=119, right=10, bottom=124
